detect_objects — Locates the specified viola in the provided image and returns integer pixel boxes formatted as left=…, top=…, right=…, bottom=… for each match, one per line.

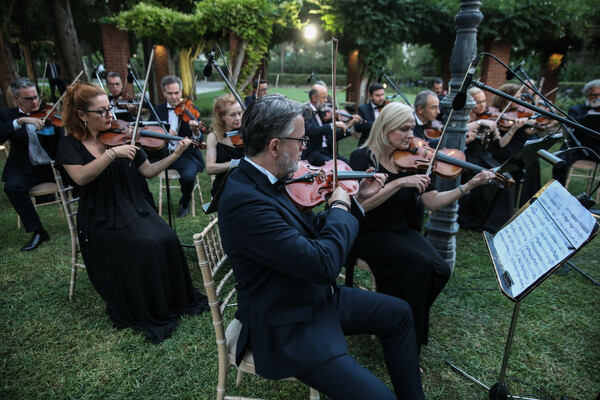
left=423, top=120, right=443, bottom=140
left=284, top=159, right=378, bottom=212
left=393, top=137, right=513, bottom=186
left=174, top=98, right=206, bottom=132
left=98, top=120, right=206, bottom=152
left=224, top=130, right=244, bottom=148
left=30, top=104, right=63, bottom=128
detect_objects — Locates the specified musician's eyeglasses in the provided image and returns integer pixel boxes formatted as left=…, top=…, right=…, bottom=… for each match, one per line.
left=84, top=108, right=112, bottom=118
left=20, top=95, right=39, bottom=102
left=280, top=136, right=310, bottom=147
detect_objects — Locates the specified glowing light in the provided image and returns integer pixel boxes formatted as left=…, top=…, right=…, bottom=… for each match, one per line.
left=304, top=25, right=317, bottom=40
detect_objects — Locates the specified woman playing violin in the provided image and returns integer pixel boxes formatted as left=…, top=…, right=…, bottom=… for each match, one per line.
left=349, top=102, right=495, bottom=355
left=56, top=82, right=208, bottom=344
left=205, top=94, right=245, bottom=197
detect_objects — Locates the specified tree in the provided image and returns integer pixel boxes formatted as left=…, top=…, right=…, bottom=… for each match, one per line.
left=47, top=0, right=86, bottom=81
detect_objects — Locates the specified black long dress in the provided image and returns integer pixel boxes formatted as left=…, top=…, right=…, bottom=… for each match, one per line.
left=56, top=135, right=208, bottom=343
left=350, top=147, right=451, bottom=354
left=210, top=139, right=245, bottom=197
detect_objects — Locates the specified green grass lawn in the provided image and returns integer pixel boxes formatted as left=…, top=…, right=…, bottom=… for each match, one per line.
left=0, top=96, right=598, bottom=399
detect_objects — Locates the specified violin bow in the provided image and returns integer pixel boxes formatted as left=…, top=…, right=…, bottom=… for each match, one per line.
left=130, top=45, right=156, bottom=157
left=331, top=37, right=339, bottom=188
left=42, top=70, right=85, bottom=125
left=424, top=107, right=454, bottom=178
left=494, top=84, right=525, bottom=126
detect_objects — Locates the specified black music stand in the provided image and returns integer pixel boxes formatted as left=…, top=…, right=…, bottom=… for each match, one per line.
left=499, top=134, right=563, bottom=207
left=447, top=180, right=599, bottom=400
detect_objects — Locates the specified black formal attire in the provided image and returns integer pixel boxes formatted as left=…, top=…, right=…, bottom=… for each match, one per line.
left=218, top=159, right=424, bottom=400
left=55, top=135, right=208, bottom=343
left=45, top=62, right=66, bottom=103
left=552, top=103, right=600, bottom=185
left=354, top=102, right=377, bottom=147
left=302, top=106, right=351, bottom=166
left=489, top=127, right=541, bottom=207
left=149, top=103, right=205, bottom=209
left=209, top=134, right=244, bottom=198
left=244, top=94, right=257, bottom=107
left=458, top=136, right=515, bottom=233
left=350, top=147, right=451, bottom=354
left=0, top=107, right=61, bottom=233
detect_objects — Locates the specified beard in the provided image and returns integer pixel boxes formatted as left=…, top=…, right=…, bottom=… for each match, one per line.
left=276, top=148, right=299, bottom=178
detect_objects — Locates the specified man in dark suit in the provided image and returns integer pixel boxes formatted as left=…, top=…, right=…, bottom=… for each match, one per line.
left=244, top=78, right=268, bottom=107
left=553, top=79, right=600, bottom=184
left=149, top=75, right=205, bottom=217
left=218, top=94, right=424, bottom=399
left=413, top=90, right=441, bottom=147
left=1, top=78, right=62, bottom=251
left=302, top=84, right=358, bottom=166
left=354, top=82, right=386, bottom=147
left=45, top=58, right=66, bottom=103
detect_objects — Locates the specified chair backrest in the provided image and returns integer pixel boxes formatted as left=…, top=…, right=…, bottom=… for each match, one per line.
left=51, top=161, right=78, bottom=240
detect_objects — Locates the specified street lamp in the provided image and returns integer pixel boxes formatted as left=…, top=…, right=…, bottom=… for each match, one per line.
left=304, top=25, right=317, bottom=40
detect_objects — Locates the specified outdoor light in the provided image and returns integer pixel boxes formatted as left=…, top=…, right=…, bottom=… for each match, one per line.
left=304, top=25, right=317, bottom=40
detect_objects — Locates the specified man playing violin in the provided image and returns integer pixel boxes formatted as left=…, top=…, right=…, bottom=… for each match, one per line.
left=106, top=72, right=137, bottom=122
left=149, top=75, right=205, bottom=218
left=244, top=78, right=268, bottom=107
left=218, top=94, right=424, bottom=400
left=355, top=82, right=386, bottom=147
left=0, top=78, right=63, bottom=251
left=302, top=84, right=360, bottom=166
left=412, top=90, right=440, bottom=145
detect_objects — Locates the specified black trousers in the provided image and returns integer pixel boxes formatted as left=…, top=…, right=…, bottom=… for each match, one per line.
left=3, top=165, right=54, bottom=233
left=296, top=286, right=424, bottom=400
left=168, top=151, right=205, bottom=207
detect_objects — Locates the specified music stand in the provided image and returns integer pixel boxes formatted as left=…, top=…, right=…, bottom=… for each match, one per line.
left=499, top=134, right=563, bottom=207
left=447, top=180, right=599, bottom=400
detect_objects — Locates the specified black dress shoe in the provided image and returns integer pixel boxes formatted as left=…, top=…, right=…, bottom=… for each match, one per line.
left=21, top=231, right=50, bottom=251
left=177, top=203, right=190, bottom=218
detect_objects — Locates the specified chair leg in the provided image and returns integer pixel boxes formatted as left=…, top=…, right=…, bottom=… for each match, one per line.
left=565, top=166, right=574, bottom=189
left=69, top=259, right=78, bottom=301
left=235, top=369, right=244, bottom=386
left=158, top=178, right=163, bottom=216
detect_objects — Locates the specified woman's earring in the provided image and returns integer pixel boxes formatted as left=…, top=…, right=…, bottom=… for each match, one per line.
left=84, top=120, right=87, bottom=129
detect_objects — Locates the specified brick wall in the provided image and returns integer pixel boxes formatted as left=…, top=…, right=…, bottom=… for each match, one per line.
left=480, top=39, right=511, bottom=103
left=100, top=23, right=130, bottom=84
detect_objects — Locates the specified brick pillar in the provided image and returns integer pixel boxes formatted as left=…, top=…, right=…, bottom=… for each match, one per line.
left=100, top=23, right=130, bottom=84
left=480, top=38, right=511, bottom=103
left=346, top=49, right=362, bottom=107
left=153, top=45, right=170, bottom=104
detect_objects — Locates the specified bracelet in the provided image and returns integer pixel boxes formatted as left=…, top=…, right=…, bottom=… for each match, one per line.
left=110, top=148, right=118, bottom=159
left=330, top=199, right=350, bottom=212
left=458, top=185, right=469, bottom=196
left=105, top=149, right=115, bottom=161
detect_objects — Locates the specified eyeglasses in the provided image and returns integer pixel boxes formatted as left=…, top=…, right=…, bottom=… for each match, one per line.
left=20, top=95, right=39, bottom=102
left=280, top=136, right=310, bottom=147
left=84, top=108, right=112, bottom=118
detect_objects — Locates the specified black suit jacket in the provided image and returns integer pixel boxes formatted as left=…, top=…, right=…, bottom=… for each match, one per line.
left=148, top=103, right=204, bottom=161
left=0, top=107, right=61, bottom=181
left=218, top=159, right=360, bottom=379
left=355, top=102, right=376, bottom=146
left=302, top=109, right=350, bottom=165
left=568, top=103, right=590, bottom=123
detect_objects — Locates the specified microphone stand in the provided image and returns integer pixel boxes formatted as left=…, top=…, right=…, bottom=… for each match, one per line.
left=380, top=69, right=411, bottom=106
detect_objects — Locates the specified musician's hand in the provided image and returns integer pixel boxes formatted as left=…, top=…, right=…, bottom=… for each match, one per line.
left=492, top=128, right=502, bottom=141
left=468, top=170, right=496, bottom=188
left=399, top=174, right=430, bottom=194
left=189, top=120, right=200, bottom=134
left=356, top=168, right=387, bottom=202
left=112, top=144, right=140, bottom=160
left=125, top=104, right=138, bottom=115
left=168, top=129, right=178, bottom=136
left=328, top=186, right=351, bottom=210
left=334, top=120, right=347, bottom=132
left=18, top=117, right=45, bottom=131
left=465, top=130, right=477, bottom=144
left=173, top=138, right=192, bottom=156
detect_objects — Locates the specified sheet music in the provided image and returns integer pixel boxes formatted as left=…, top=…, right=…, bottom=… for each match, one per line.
left=492, top=181, right=596, bottom=297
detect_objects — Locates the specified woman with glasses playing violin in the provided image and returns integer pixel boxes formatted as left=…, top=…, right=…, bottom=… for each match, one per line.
left=55, top=82, right=209, bottom=344
left=0, top=78, right=64, bottom=252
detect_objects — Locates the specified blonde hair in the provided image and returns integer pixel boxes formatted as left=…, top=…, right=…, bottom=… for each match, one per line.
left=62, top=82, right=106, bottom=140
left=363, top=102, right=414, bottom=167
left=211, top=94, right=240, bottom=136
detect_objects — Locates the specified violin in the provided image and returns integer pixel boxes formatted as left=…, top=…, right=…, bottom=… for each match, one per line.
left=98, top=120, right=205, bottom=152
left=423, top=120, right=443, bottom=140
left=284, top=159, right=378, bottom=212
left=30, top=104, right=63, bottom=128
left=393, top=137, right=514, bottom=186
left=174, top=98, right=206, bottom=132
left=225, top=130, right=244, bottom=148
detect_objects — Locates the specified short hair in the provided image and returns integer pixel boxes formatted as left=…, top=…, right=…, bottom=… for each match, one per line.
left=363, top=102, right=415, bottom=167
left=211, top=94, right=240, bottom=135
left=308, top=84, right=326, bottom=102
left=414, top=90, right=437, bottom=110
left=583, top=79, right=600, bottom=97
left=432, top=78, right=443, bottom=85
left=62, top=82, right=107, bottom=141
left=241, top=94, right=304, bottom=157
left=106, top=72, right=122, bottom=81
left=10, top=78, right=36, bottom=96
left=253, top=79, right=267, bottom=89
left=368, top=83, right=384, bottom=95
left=160, top=75, right=182, bottom=91
left=468, top=87, right=483, bottom=96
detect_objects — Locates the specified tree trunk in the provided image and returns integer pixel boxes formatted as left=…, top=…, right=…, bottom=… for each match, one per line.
left=153, top=45, right=170, bottom=105
left=539, top=51, right=564, bottom=103
left=179, top=46, right=201, bottom=98
left=0, top=27, right=19, bottom=106
left=47, top=0, right=85, bottom=81
left=232, top=40, right=247, bottom=87
left=15, top=2, right=36, bottom=84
